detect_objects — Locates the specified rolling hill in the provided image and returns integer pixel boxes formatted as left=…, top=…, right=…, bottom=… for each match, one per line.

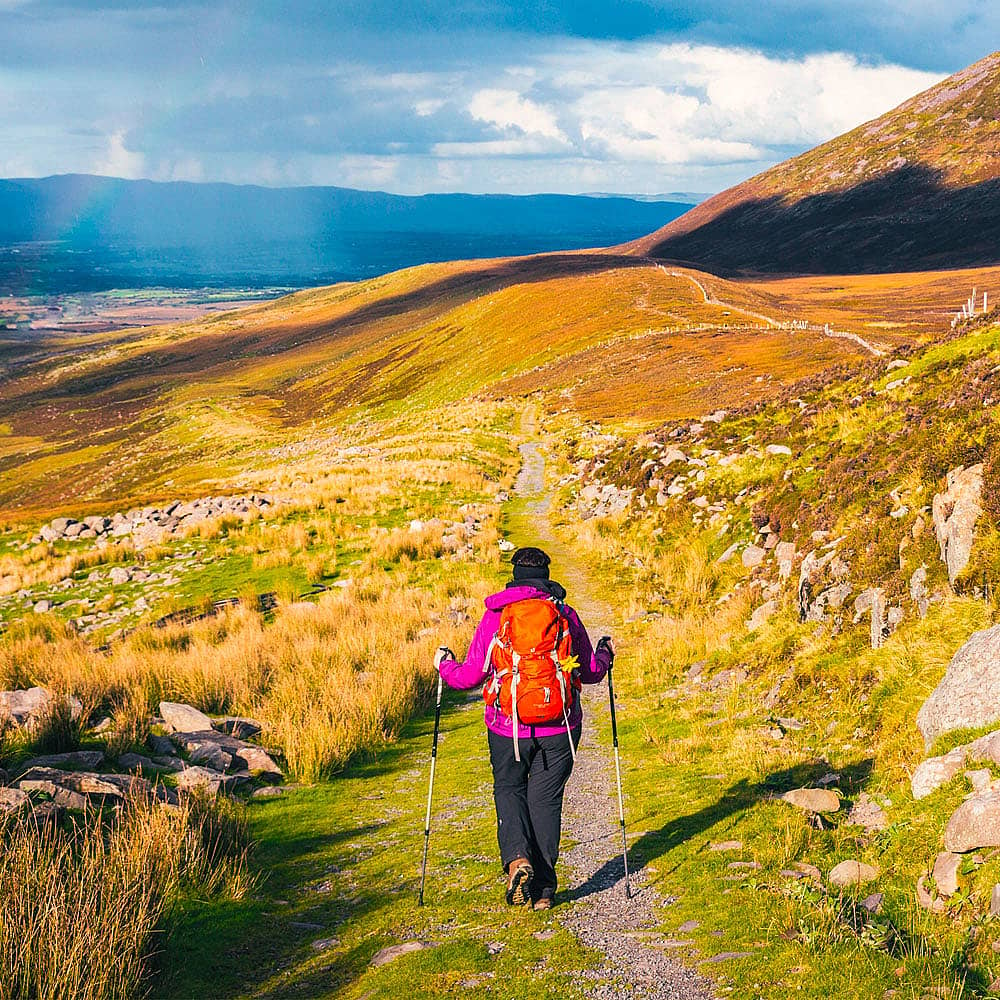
left=632, top=50, right=1000, bottom=274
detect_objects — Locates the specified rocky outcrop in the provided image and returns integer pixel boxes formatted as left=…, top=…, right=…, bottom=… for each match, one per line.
left=932, top=464, right=984, bottom=585
left=33, top=493, right=277, bottom=548
left=916, top=624, right=1000, bottom=747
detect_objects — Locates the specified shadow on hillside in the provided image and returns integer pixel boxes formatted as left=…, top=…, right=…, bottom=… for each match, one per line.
left=565, top=757, right=874, bottom=904
left=644, top=163, right=1000, bottom=275
left=0, top=252, right=647, bottom=415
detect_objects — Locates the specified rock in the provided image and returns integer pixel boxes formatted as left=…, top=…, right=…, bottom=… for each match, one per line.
left=828, top=860, right=878, bottom=888
left=781, top=788, right=840, bottom=813
left=312, top=936, right=340, bottom=951
left=370, top=941, right=433, bottom=967
left=32, top=600, right=52, bottom=613
left=147, top=733, right=175, bottom=755
left=794, top=862, right=822, bottom=881
left=765, top=444, right=792, bottom=456
left=916, top=876, right=946, bottom=914
left=847, top=792, right=888, bottom=831
left=944, top=788, right=1000, bottom=852
left=18, top=779, right=89, bottom=811
left=917, top=624, right=1000, bottom=747
left=911, top=747, right=968, bottom=799
left=15, top=750, right=105, bottom=774
left=234, top=745, right=282, bottom=779
left=118, top=752, right=175, bottom=774
left=189, top=743, right=233, bottom=772
left=991, top=884, right=1000, bottom=918
left=747, top=600, right=778, bottom=632
left=716, top=543, right=740, bottom=564
left=159, top=701, right=214, bottom=734
left=966, top=769, right=993, bottom=793
left=933, top=852, right=962, bottom=897
left=742, top=545, right=766, bottom=569
left=215, top=717, right=262, bottom=740
left=861, top=892, right=884, bottom=914
left=678, top=920, right=701, bottom=933
left=174, top=766, right=247, bottom=796
left=16, top=767, right=124, bottom=798
left=0, top=787, right=30, bottom=813
left=932, top=464, right=984, bottom=585
left=109, top=566, right=131, bottom=586
left=967, top=729, right=1000, bottom=765
left=0, top=687, right=52, bottom=725
left=702, top=952, right=753, bottom=964
left=252, top=785, right=284, bottom=799
left=709, top=841, right=743, bottom=852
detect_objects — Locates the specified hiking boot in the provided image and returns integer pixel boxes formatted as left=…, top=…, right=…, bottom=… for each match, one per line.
left=505, top=859, right=533, bottom=906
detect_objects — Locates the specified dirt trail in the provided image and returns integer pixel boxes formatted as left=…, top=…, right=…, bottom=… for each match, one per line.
left=506, top=411, right=714, bottom=1000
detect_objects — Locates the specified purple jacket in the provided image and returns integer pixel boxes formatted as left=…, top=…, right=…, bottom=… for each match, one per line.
left=439, top=582, right=611, bottom=739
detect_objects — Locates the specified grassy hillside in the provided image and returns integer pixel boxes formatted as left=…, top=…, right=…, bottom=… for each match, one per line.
left=632, top=52, right=1000, bottom=273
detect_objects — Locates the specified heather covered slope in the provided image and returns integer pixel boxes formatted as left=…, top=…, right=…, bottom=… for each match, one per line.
left=0, top=253, right=868, bottom=516
left=632, top=51, right=1000, bottom=274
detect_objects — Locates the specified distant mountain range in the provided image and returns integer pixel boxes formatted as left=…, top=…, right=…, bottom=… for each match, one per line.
left=0, top=175, right=693, bottom=294
left=632, top=50, right=1000, bottom=274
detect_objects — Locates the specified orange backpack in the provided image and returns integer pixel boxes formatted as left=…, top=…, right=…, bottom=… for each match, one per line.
left=483, top=597, right=580, bottom=759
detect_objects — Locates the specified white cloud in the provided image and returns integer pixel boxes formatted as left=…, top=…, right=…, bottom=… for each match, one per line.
left=468, top=88, right=567, bottom=142
left=94, top=130, right=145, bottom=179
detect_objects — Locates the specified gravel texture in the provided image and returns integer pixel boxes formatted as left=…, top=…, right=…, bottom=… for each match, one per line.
left=513, top=435, right=715, bottom=999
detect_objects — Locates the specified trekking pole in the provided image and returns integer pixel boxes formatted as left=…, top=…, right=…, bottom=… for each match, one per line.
left=418, top=665, right=446, bottom=906
left=606, top=653, right=632, bottom=900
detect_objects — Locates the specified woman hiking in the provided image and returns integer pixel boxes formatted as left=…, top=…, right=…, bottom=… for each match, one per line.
left=436, top=546, right=614, bottom=910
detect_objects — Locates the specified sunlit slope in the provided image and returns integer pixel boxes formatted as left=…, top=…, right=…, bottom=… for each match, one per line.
left=0, top=252, right=870, bottom=515
left=632, top=51, right=1000, bottom=273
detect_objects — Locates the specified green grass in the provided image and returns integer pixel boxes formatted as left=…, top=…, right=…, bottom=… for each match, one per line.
left=156, top=697, right=602, bottom=1000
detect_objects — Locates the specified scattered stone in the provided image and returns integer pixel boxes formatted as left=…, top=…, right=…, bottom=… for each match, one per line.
left=18, top=779, right=89, bottom=811
left=742, top=545, right=766, bottom=569
left=916, top=876, right=946, bottom=914
left=252, top=786, right=284, bottom=799
left=991, top=884, right=1000, bottom=918
left=933, top=852, right=962, bottom=898
left=0, top=787, right=29, bottom=813
left=370, top=941, right=434, bottom=967
left=911, top=747, right=968, bottom=799
left=159, top=701, right=214, bottom=734
left=861, top=893, right=884, bottom=914
left=794, top=862, right=822, bottom=881
left=932, top=464, right=984, bottom=585
left=765, top=444, right=792, bottom=456
left=15, top=750, right=105, bottom=774
left=945, top=788, right=1000, bottom=852
left=847, top=793, right=888, bottom=831
left=828, top=860, right=878, bottom=888
left=917, top=624, right=1000, bottom=747
left=174, top=766, right=247, bottom=796
left=487, top=941, right=506, bottom=956
left=234, top=745, right=282, bottom=779
left=533, top=929, right=557, bottom=941
left=781, top=788, right=840, bottom=813
left=709, top=841, right=743, bottom=852
left=701, top=952, right=752, bottom=963
left=312, top=937, right=340, bottom=951
left=190, top=743, right=233, bottom=772
left=678, top=920, right=701, bottom=933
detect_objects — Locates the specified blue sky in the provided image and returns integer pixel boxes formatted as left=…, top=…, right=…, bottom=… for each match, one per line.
left=0, top=1, right=992, bottom=195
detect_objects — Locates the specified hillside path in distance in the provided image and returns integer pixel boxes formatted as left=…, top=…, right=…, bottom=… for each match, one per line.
left=506, top=410, right=715, bottom=1000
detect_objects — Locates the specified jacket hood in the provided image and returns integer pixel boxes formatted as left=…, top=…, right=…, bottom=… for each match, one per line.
left=484, top=578, right=567, bottom=610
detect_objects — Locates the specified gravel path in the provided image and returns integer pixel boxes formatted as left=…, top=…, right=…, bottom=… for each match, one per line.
left=510, top=430, right=714, bottom=1000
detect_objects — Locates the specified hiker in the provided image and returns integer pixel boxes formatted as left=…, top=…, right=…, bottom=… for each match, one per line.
left=435, top=546, right=614, bottom=910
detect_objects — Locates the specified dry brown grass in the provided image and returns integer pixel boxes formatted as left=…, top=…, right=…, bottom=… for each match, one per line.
left=0, top=794, right=252, bottom=1000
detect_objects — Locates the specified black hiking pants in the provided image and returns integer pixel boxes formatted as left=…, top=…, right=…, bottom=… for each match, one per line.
left=487, top=726, right=580, bottom=901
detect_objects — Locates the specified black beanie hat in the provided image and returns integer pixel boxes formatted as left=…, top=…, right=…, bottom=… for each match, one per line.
left=511, top=546, right=551, bottom=581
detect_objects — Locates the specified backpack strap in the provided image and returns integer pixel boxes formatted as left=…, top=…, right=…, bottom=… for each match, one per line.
left=510, top=650, right=521, bottom=762
left=557, top=670, right=576, bottom=762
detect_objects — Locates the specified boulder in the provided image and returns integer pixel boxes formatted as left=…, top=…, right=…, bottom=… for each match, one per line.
left=916, top=624, right=1000, bottom=747
left=932, top=464, right=984, bottom=585
left=16, top=767, right=124, bottom=798
left=781, top=788, right=840, bottom=813
left=742, top=545, right=766, bottom=569
left=828, top=860, right=878, bottom=888
left=933, top=852, right=962, bottom=898
left=765, top=444, right=793, bottom=456
left=967, top=729, right=1000, bottom=765
left=0, top=687, right=51, bottom=725
left=190, top=743, right=233, bottom=772
left=911, top=747, right=968, bottom=800
left=216, top=717, right=262, bottom=740
left=234, top=745, right=282, bottom=778
left=159, top=701, right=214, bottom=734
left=944, top=788, right=1000, bottom=852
